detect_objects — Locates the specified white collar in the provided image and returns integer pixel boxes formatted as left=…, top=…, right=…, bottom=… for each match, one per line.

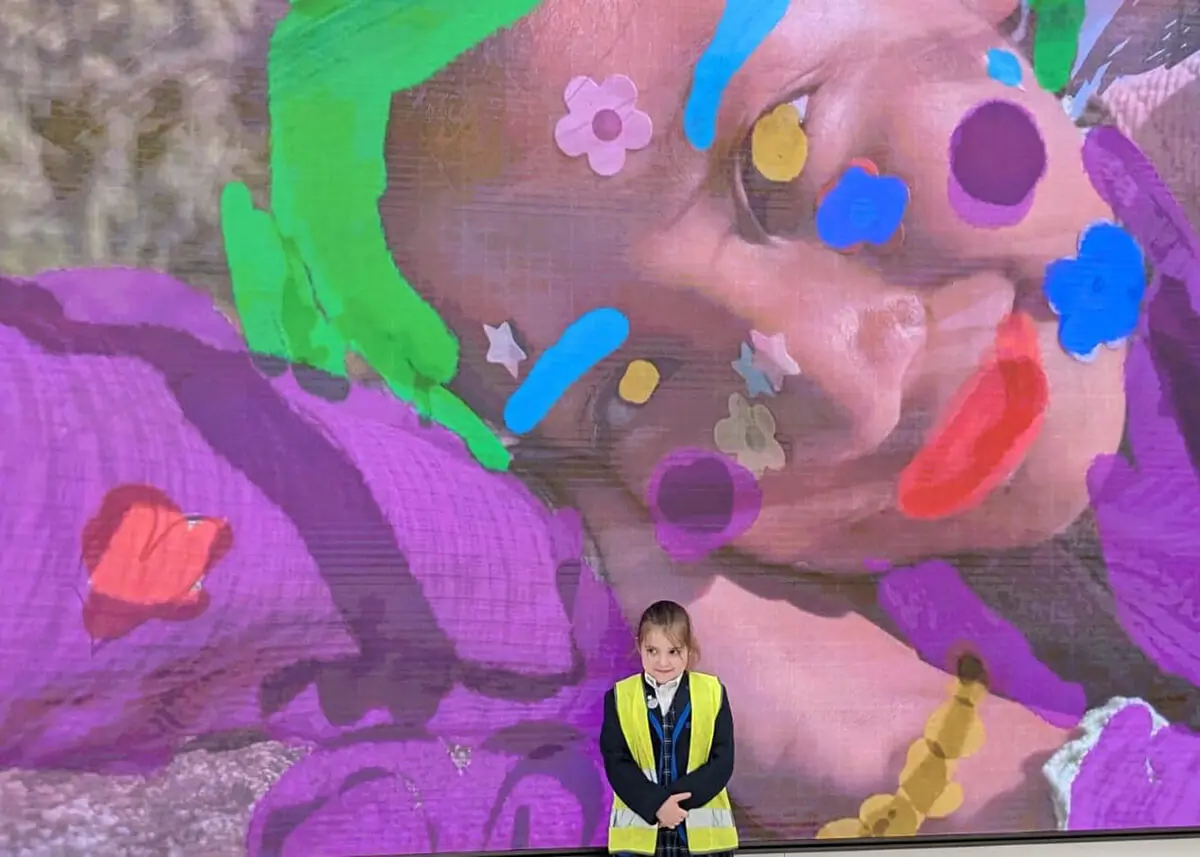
left=644, top=672, right=683, bottom=690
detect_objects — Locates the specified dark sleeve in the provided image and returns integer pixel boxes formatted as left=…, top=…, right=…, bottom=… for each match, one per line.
left=670, top=682, right=734, bottom=810
left=599, top=687, right=671, bottom=825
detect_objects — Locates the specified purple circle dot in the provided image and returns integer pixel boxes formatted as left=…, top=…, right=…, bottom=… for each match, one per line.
left=591, top=108, right=624, bottom=143
left=656, top=457, right=734, bottom=534
left=950, top=101, right=1046, bottom=207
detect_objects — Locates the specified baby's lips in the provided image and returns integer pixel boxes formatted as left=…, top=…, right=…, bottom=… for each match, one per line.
left=898, top=311, right=1048, bottom=520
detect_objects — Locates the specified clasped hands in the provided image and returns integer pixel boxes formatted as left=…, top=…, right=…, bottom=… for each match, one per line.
left=656, top=792, right=691, bottom=829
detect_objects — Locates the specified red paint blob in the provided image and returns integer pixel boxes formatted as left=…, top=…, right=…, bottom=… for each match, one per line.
left=81, top=484, right=233, bottom=642
left=898, top=312, right=1048, bottom=520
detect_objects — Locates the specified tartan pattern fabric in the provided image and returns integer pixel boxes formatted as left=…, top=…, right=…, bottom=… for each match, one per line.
left=651, top=683, right=735, bottom=857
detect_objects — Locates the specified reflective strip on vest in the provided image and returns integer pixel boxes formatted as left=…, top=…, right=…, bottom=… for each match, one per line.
left=610, top=806, right=656, bottom=830
left=611, top=806, right=735, bottom=831
left=606, top=672, right=739, bottom=855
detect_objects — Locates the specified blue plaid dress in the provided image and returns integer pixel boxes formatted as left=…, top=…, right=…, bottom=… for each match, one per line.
left=649, top=685, right=735, bottom=857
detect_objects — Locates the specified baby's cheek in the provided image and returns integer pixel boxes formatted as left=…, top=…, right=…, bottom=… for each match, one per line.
left=963, top=0, right=1021, bottom=23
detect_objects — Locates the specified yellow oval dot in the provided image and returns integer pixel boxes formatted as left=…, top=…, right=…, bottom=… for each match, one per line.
left=901, top=738, right=957, bottom=781
left=751, top=103, right=809, bottom=183
left=618, top=360, right=661, bottom=405
left=927, top=781, right=966, bottom=819
left=859, top=793, right=922, bottom=837
left=953, top=678, right=989, bottom=707
left=898, top=739, right=953, bottom=812
left=815, top=818, right=867, bottom=839
left=925, top=698, right=986, bottom=760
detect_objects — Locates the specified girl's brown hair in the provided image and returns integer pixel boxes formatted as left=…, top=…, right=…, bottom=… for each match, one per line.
left=637, top=600, right=701, bottom=667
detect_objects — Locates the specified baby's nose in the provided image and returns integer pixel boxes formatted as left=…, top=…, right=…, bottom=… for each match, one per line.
left=759, top=286, right=931, bottom=461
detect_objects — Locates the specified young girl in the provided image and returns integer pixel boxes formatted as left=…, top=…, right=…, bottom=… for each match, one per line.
left=600, top=601, right=737, bottom=856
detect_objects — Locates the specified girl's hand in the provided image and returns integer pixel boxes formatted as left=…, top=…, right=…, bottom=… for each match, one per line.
left=656, top=793, right=690, bottom=828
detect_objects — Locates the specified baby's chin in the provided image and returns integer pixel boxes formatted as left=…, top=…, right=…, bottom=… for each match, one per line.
left=739, top=482, right=1095, bottom=574
left=735, top=429, right=1119, bottom=572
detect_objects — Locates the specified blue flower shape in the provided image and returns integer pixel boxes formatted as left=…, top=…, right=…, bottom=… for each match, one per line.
left=1043, top=222, right=1147, bottom=360
left=816, top=165, right=909, bottom=251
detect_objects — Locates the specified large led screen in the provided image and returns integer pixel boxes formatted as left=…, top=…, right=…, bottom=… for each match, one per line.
left=1, top=0, right=1199, bottom=854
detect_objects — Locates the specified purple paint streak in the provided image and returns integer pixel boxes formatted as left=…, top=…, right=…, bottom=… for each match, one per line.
left=0, top=268, right=636, bottom=852
left=1081, top=125, right=1200, bottom=285
left=1088, top=273, right=1200, bottom=690
left=646, top=448, right=762, bottom=562
left=1068, top=703, right=1200, bottom=829
left=1075, top=125, right=1200, bottom=691
left=878, top=560, right=1086, bottom=727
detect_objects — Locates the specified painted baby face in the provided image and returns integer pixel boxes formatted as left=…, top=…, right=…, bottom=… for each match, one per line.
left=382, top=0, right=1126, bottom=570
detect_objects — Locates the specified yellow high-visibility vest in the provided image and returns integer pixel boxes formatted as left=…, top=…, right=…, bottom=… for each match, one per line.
left=607, top=672, right=738, bottom=855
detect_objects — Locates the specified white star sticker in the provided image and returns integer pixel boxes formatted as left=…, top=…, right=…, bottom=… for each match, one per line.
left=484, top=322, right=527, bottom=379
left=750, top=330, right=801, bottom=392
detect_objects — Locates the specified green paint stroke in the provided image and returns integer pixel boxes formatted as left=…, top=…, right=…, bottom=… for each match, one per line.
left=1029, top=0, right=1086, bottom=94
left=222, top=182, right=290, bottom=360
left=223, top=182, right=346, bottom=375
left=223, top=0, right=544, bottom=472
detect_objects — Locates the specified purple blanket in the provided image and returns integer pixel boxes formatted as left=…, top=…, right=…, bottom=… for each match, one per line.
left=0, top=267, right=637, bottom=853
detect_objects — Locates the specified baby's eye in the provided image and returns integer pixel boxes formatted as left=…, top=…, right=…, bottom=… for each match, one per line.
left=735, top=94, right=813, bottom=241
left=590, top=357, right=682, bottom=438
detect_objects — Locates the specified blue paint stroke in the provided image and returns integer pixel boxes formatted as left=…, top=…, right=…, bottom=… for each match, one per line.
left=504, top=308, right=630, bottom=434
left=816, top=166, right=909, bottom=251
left=683, top=0, right=789, bottom=151
left=986, top=48, right=1023, bottom=87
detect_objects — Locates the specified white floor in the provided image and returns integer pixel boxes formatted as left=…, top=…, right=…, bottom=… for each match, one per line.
left=762, top=837, right=1197, bottom=856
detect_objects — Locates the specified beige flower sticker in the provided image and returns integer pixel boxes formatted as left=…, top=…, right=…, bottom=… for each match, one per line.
left=714, top=393, right=786, bottom=477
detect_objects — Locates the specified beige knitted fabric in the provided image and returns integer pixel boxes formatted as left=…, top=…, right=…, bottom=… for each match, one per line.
left=0, top=0, right=267, bottom=299
left=0, top=1, right=1193, bottom=297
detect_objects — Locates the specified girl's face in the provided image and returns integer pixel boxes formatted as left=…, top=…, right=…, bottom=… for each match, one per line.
left=384, top=0, right=1126, bottom=571
left=639, top=627, right=689, bottom=683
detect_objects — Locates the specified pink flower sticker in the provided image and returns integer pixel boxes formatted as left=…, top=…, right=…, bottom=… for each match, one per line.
left=554, top=75, right=653, bottom=177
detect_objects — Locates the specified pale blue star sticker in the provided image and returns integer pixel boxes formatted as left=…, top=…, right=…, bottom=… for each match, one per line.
left=732, top=342, right=775, bottom=398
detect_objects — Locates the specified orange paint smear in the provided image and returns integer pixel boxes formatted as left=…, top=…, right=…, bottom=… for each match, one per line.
left=816, top=157, right=880, bottom=208
left=898, top=312, right=1048, bottom=520
left=814, top=158, right=905, bottom=255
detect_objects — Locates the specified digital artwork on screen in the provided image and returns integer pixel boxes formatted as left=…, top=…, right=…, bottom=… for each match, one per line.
left=1, top=0, right=1199, bottom=854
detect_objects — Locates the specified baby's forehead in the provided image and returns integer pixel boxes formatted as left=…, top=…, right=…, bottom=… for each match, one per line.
left=515, top=0, right=717, bottom=98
